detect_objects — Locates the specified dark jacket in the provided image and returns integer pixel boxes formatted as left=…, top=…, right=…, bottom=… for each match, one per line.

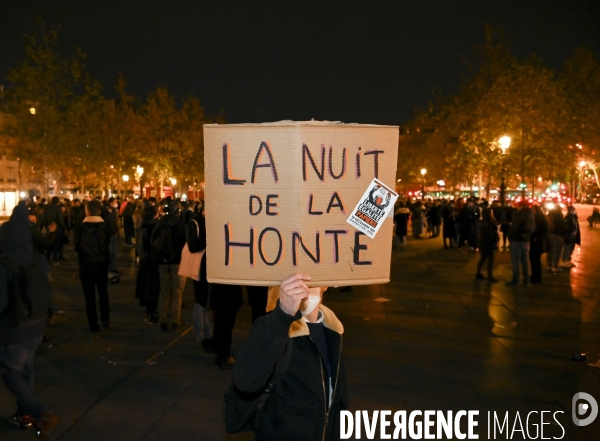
left=137, top=218, right=157, bottom=259
left=135, top=219, right=160, bottom=304
left=234, top=302, right=348, bottom=441
left=441, top=205, right=456, bottom=237
left=208, top=283, right=243, bottom=310
left=508, top=207, right=536, bottom=242
left=187, top=215, right=206, bottom=254
left=564, top=213, right=579, bottom=245
left=44, top=202, right=66, bottom=230
left=530, top=212, right=549, bottom=252
left=103, top=207, right=120, bottom=237
left=74, top=217, right=111, bottom=267
left=394, top=207, right=410, bottom=236
left=187, top=214, right=208, bottom=305
left=70, top=205, right=85, bottom=228
left=478, top=219, right=499, bottom=252
left=151, top=214, right=187, bottom=265
left=0, top=203, right=48, bottom=344
left=547, top=209, right=566, bottom=237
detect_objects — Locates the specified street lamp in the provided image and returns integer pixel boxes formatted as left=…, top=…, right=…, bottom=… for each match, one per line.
left=420, top=168, right=427, bottom=200
left=498, top=136, right=511, bottom=206
left=122, top=175, right=129, bottom=197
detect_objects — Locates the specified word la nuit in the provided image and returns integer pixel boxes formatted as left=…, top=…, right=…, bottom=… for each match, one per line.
left=222, top=141, right=385, bottom=184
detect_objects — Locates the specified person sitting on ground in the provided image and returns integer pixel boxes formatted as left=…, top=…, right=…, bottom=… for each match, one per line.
left=233, top=273, right=348, bottom=440
left=588, top=207, right=600, bottom=228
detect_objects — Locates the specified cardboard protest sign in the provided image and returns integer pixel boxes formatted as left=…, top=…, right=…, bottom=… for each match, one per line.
left=204, top=120, right=399, bottom=286
left=347, top=178, right=399, bottom=239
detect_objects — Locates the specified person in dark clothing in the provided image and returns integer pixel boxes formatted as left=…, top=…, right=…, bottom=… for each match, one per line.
left=411, top=201, right=424, bottom=238
left=458, top=200, right=476, bottom=250
left=151, top=201, right=187, bottom=330
left=247, top=286, right=268, bottom=323
left=428, top=201, right=442, bottom=238
left=70, top=199, right=85, bottom=233
left=475, top=208, right=499, bottom=282
left=135, top=205, right=160, bottom=323
left=210, top=283, right=243, bottom=369
left=546, top=203, right=566, bottom=273
left=104, top=198, right=120, bottom=274
left=186, top=210, right=212, bottom=350
left=74, top=200, right=112, bottom=339
left=233, top=273, right=348, bottom=441
left=0, top=203, right=60, bottom=436
left=588, top=207, right=600, bottom=227
left=180, top=201, right=195, bottom=226
left=122, top=197, right=136, bottom=247
left=43, top=196, right=67, bottom=264
left=393, top=202, right=410, bottom=250
left=441, top=203, right=456, bottom=249
left=506, top=202, right=536, bottom=286
left=501, top=202, right=514, bottom=250
left=530, top=205, right=549, bottom=283
left=561, top=205, right=580, bottom=268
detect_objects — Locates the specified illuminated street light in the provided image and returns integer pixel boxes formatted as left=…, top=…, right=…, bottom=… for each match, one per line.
left=498, top=136, right=511, bottom=154
left=579, top=160, right=587, bottom=168
left=170, top=177, right=177, bottom=185
left=420, top=168, right=427, bottom=176
left=420, top=168, right=427, bottom=200
left=134, top=165, right=144, bottom=197
left=122, top=174, right=129, bottom=182
left=29, top=107, right=36, bottom=115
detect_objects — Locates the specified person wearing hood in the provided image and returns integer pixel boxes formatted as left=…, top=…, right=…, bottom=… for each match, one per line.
left=151, top=200, right=187, bottom=331
left=506, top=201, right=536, bottom=287
left=233, top=273, right=348, bottom=440
left=0, top=202, right=59, bottom=436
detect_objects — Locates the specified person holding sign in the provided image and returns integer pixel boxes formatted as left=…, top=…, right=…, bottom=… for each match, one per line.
left=233, top=273, right=348, bottom=440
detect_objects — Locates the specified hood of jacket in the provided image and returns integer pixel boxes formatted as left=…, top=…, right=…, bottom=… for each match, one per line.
left=0, top=203, right=33, bottom=265
left=288, top=304, right=344, bottom=337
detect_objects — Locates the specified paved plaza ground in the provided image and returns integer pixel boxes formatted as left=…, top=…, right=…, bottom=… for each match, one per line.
left=1, top=204, right=600, bottom=440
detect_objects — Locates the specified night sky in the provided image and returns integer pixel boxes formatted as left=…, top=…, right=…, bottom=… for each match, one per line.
left=1, top=0, right=599, bottom=125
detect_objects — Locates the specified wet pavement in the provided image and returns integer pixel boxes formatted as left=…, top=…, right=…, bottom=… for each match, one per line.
left=1, top=204, right=600, bottom=440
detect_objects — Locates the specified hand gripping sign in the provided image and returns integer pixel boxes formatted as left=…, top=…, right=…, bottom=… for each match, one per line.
left=203, top=121, right=399, bottom=287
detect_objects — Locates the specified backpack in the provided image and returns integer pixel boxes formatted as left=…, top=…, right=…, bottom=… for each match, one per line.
left=80, top=225, right=108, bottom=263
left=0, top=255, right=50, bottom=327
left=152, top=225, right=175, bottom=263
left=222, top=340, right=293, bottom=433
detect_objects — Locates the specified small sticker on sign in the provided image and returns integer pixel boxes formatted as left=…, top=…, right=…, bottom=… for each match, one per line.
left=347, top=178, right=399, bottom=238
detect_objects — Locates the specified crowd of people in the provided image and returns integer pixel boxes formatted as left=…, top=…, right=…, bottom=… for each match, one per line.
left=0, top=193, right=349, bottom=439
left=18, top=195, right=265, bottom=370
left=0, top=191, right=592, bottom=439
left=394, top=196, right=584, bottom=285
